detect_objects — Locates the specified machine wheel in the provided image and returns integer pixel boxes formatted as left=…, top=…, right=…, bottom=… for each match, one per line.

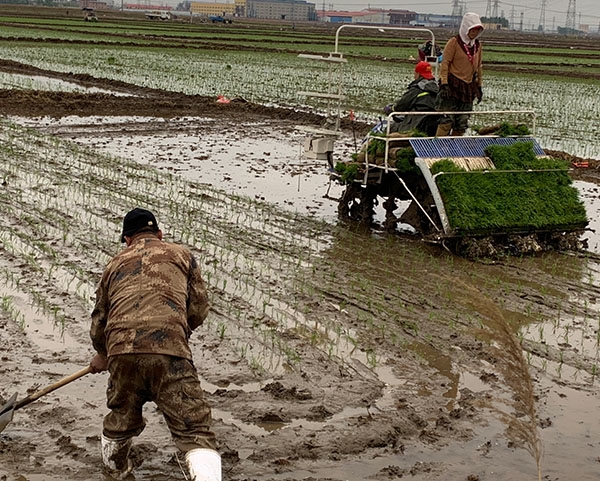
left=338, top=183, right=377, bottom=225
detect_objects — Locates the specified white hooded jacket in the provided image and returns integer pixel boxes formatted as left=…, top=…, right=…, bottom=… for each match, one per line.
left=459, top=12, right=484, bottom=46
left=439, top=12, right=484, bottom=87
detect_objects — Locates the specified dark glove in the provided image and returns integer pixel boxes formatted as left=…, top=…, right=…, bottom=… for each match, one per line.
left=476, top=86, right=483, bottom=104
left=383, top=103, right=393, bottom=115
left=439, top=84, right=452, bottom=100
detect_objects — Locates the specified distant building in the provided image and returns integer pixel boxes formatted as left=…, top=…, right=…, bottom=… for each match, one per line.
left=318, top=8, right=417, bottom=25
left=318, top=9, right=385, bottom=23
left=320, top=10, right=353, bottom=23
left=246, top=0, right=317, bottom=21
left=411, top=13, right=454, bottom=27
left=80, top=0, right=110, bottom=10
left=190, top=0, right=245, bottom=17
left=190, top=0, right=315, bottom=20
left=388, top=9, right=416, bottom=25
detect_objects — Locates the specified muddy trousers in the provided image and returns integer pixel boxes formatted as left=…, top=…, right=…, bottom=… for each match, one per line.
left=435, top=96, right=473, bottom=136
left=103, top=354, right=217, bottom=453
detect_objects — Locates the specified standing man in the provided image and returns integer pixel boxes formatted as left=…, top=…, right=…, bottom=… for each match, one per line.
left=436, top=12, right=484, bottom=136
left=89, top=208, right=220, bottom=481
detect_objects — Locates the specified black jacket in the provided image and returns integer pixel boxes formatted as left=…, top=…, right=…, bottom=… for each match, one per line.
left=390, top=77, right=439, bottom=136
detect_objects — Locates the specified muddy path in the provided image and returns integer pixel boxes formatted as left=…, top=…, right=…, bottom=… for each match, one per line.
left=1, top=60, right=600, bottom=481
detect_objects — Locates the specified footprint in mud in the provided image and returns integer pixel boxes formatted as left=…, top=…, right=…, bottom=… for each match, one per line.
left=56, top=434, right=86, bottom=459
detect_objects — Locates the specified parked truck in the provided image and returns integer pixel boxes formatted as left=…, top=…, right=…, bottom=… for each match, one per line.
left=209, top=15, right=233, bottom=23
left=145, top=10, right=172, bottom=20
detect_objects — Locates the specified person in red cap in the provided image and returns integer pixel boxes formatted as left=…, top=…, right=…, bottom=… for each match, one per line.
left=383, top=60, right=440, bottom=136
left=89, top=208, right=221, bottom=481
left=415, top=60, right=435, bottom=80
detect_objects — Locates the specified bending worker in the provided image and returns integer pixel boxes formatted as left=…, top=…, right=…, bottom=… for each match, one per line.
left=89, top=207, right=220, bottom=481
left=436, top=12, right=484, bottom=136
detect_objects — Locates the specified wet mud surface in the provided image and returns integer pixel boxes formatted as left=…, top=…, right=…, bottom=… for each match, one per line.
left=1, top=56, right=600, bottom=481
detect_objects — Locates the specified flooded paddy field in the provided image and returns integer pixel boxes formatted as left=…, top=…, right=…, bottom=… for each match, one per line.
left=1, top=11, right=600, bottom=481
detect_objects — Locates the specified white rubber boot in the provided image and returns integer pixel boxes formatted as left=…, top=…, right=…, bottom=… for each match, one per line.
left=101, top=433, right=133, bottom=478
left=185, top=448, right=221, bottom=481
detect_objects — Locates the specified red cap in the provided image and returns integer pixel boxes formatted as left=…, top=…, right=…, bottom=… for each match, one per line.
left=415, top=61, right=434, bottom=80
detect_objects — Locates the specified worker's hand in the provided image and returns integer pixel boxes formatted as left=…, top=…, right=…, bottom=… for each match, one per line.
left=383, top=103, right=393, bottom=115
left=90, top=353, right=108, bottom=373
left=476, top=86, right=483, bottom=104
left=439, top=84, right=452, bottom=100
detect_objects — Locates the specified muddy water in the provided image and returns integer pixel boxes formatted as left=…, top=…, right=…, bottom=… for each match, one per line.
left=13, top=114, right=600, bottom=253
left=577, top=180, right=600, bottom=253
left=2, top=117, right=600, bottom=481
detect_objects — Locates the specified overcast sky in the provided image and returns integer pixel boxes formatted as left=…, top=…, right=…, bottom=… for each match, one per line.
left=318, top=0, right=599, bottom=28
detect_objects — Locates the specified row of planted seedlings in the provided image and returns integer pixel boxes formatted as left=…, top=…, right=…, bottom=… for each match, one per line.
left=6, top=113, right=595, bottom=401
left=346, top=244, right=548, bottom=475
left=0, top=120, right=362, bottom=375
left=1, top=23, right=600, bottom=159
left=438, top=229, right=599, bottom=472
left=52, top=118, right=433, bottom=377
left=1, top=42, right=600, bottom=159
left=450, top=248, right=600, bottom=386
left=0, top=125, right=122, bottom=334
left=517, top=260, right=600, bottom=383
left=300, top=224, right=596, bottom=477
left=3, top=117, right=598, bottom=389
left=0, top=120, right=585, bottom=473
left=300, top=229, right=488, bottom=365
left=0, top=121, right=546, bottom=479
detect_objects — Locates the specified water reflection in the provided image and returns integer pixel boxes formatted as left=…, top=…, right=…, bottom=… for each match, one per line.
left=575, top=180, right=600, bottom=254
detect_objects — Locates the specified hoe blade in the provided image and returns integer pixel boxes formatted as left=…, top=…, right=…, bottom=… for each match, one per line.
left=0, top=393, right=17, bottom=433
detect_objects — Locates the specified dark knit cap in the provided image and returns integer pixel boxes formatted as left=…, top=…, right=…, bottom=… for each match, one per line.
left=121, top=208, right=159, bottom=243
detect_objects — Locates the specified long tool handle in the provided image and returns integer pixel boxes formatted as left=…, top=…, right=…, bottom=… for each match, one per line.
left=14, top=365, right=93, bottom=411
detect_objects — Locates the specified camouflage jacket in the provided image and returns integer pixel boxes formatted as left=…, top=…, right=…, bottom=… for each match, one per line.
left=90, top=233, right=210, bottom=360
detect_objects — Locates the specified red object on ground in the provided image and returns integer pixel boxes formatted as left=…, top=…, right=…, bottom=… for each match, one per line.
left=574, top=161, right=589, bottom=168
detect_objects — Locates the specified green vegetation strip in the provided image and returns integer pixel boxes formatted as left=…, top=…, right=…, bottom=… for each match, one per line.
left=431, top=142, right=588, bottom=234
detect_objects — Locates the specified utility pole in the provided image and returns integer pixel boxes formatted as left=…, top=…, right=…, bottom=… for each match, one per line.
left=538, top=0, right=546, bottom=32
left=519, top=11, right=523, bottom=31
left=491, top=0, right=498, bottom=19
left=485, top=0, right=491, bottom=19
left=566, top=0, right=576, bottom=31
left=450, top=0, right=462, bottom=27
left=509, top=5, right=515, bottom=29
